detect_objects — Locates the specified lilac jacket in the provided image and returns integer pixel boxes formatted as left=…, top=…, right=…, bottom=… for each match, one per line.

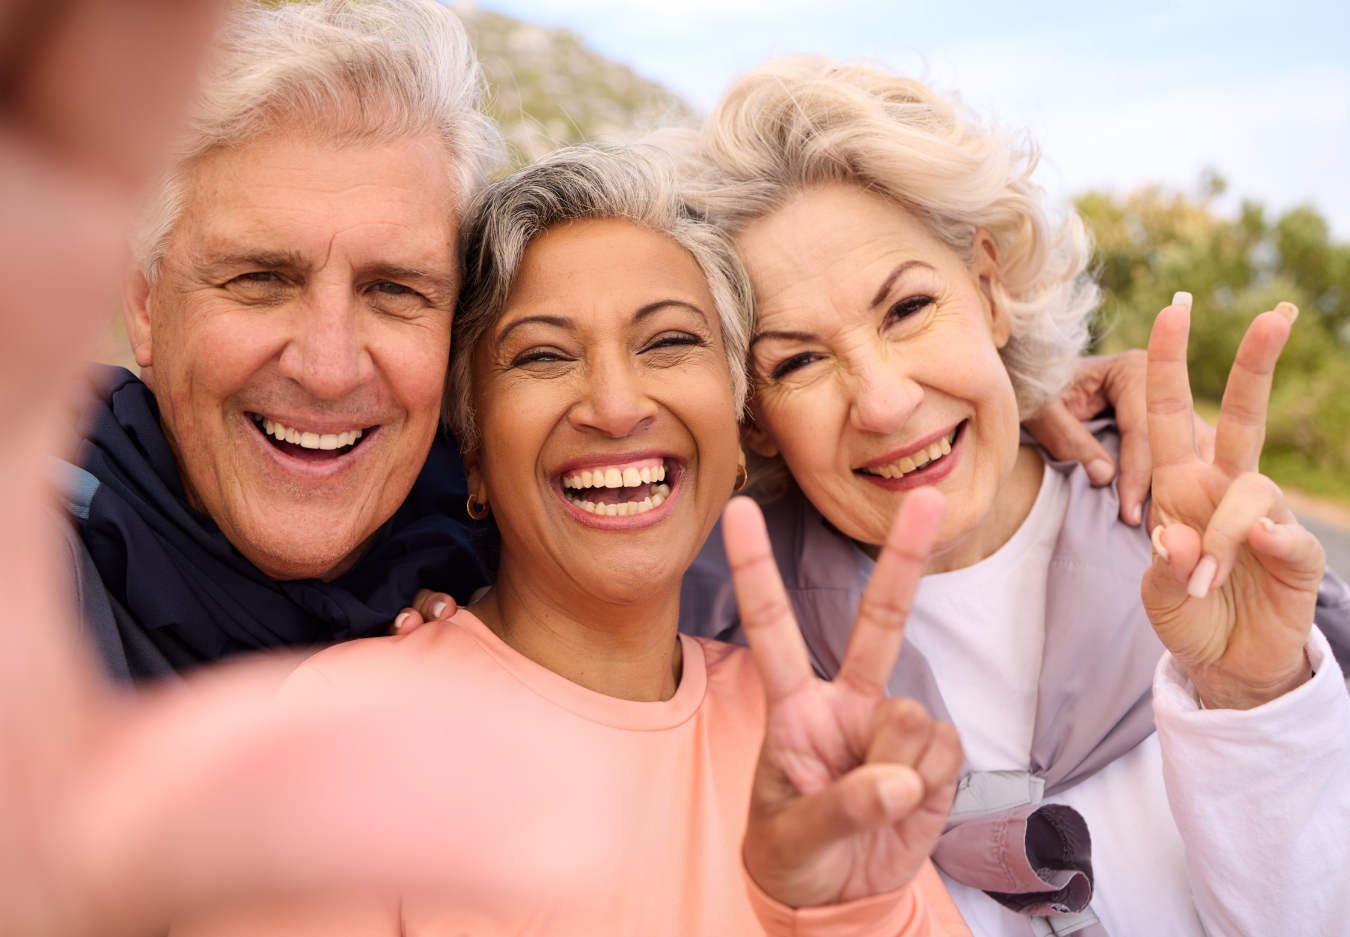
left=680, top=428, right=1350, bottom=935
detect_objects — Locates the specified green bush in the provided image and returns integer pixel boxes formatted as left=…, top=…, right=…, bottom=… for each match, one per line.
left=1078, top=179, right=1350, bottom=500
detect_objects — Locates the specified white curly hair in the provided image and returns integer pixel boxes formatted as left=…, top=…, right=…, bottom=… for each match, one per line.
left=671, top=55, right=1100, bottom=419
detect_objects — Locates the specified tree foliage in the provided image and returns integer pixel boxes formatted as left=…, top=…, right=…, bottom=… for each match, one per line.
left=1078, top=178, right=1350, bottom=497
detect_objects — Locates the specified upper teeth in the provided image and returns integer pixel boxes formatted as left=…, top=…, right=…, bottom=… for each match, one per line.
left=562, top=462, right=667, bottom=490
left=865, top=428, right=956, bottom=479
left=560, top=460, right=672, bottom=517
left=260, top=418, right=363, bottom=451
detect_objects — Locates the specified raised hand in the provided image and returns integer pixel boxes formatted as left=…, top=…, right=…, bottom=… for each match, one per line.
left=1023, top=350, right=1216, bottom=527
left=1143, top=293, right=1325, bottom=709
left=722, top=489, right=962, bottom=908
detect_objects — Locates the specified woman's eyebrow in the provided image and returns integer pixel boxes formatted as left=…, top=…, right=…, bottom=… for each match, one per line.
left=751, top=329, right=817, bottom=347
left=633, top=299, right=709, bottom=322
left=869, top=260, right=937, bottom=308
left=495, top=314, right=573, bottom=345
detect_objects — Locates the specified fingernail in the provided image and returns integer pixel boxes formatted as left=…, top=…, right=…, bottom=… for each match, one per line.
left=1128, top=503, right=1143, bottom=526
left=431, top=600, right=449, bottom=619
left=1187, top=555, right=1218, bottom=599
left=1086, top=458, right=1114, bottom=486
left=878, top=770, right=923, bottom=816
left=1151, top=526, right=1170, bottom=561
left=394, top=611, right=410, bottom=633
left=1258, top=517, right=1276, bottom=532
left=1172, top=291, right=1193, bottom=309
left=1274, top=301, right=1299, bottom=324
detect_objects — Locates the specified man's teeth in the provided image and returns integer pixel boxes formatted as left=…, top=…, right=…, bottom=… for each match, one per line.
left=261, top=418, right=363, bottom=451
left=866, top=429, right=957, bottom=479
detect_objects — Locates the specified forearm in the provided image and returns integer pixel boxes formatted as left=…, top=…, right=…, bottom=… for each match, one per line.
left=1155, top=626, right=1350, bottom=936
left=167, top=894, right=401, bottom=937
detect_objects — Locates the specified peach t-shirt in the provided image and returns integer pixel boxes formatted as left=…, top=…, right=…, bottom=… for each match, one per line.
left=182, top=611, right=971, bottom=937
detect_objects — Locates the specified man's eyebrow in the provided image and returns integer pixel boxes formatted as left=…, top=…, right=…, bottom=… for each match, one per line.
left=495, top=314, right=574, bottom=346
left=633, top=299, right=710, bottom=322
left=869, top=260, right=937, bottom=309
left=204, top=249, right=307, bottom=270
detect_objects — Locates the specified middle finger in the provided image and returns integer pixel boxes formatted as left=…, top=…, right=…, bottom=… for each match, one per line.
left=1212, top=306, right=1294, bottom=475
left=837, top=487, right=945, bottom=696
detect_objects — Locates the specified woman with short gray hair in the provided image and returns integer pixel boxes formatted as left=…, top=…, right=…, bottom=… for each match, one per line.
left=173, top=144, right=975, bottom=936
left=676, top=56, right=1350, bottom=937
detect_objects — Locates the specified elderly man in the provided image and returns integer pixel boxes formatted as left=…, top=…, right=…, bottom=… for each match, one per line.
left=54, top=0, right=500, bottom=680
left=54, top=0, right=1160, bottom=684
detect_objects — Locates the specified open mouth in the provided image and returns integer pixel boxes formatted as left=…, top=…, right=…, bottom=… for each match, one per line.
left=560, top=457, right=675, bottom=517
left=860, top=421, right=964, bottom=481
left=250, top=414, right=372, bottom=462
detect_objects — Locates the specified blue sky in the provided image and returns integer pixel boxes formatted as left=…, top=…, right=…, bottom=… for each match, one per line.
left=472, top=0, right=1350, bottom=235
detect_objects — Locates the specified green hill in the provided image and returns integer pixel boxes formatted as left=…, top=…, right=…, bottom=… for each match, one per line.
left=454, top=2, right=696, bottom=167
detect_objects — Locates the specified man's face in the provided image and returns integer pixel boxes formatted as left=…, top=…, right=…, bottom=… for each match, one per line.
left=125, top=131, right=458, bottom=580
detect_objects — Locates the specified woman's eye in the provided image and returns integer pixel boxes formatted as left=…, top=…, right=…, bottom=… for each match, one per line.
left=886, top=294, right=935, bottom=323
left=511, top=349, right=571, bottom=367
left=769, top=352, right=819, bottom=381
left=373, top=281, right=414, bottom=296
left=645, top=332, right=702, bottom=351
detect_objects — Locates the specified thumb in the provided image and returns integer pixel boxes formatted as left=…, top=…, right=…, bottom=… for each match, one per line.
left=1023, top=400, right=1116, bottom=486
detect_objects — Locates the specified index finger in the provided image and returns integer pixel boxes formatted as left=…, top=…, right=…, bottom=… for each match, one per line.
left=1146, top=294, right=1199, bottom=468
left=722, top=496, right=815, bottom=702
left=837, top=487, right=945, bottom=697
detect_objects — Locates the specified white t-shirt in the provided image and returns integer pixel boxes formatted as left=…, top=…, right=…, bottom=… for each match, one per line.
left=858, top=464, right=1350, bottom=937
left=901, top=463, right=1069, bottom=772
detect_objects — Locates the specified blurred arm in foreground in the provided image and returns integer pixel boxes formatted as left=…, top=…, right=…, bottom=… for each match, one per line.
left=0, top=3, right=607, bottom=935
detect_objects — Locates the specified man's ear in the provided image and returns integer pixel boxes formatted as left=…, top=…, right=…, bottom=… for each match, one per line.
left=973, top=229, right=1012, bottom=349
left=121, top=256, right=154, bottom=369
left=744, top=415, right=780, bottom=459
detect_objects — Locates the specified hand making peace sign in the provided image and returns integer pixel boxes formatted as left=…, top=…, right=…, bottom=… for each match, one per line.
left=721, top=489, right=962, bottom=909
left=1144, top=293, right=1326, bottom=710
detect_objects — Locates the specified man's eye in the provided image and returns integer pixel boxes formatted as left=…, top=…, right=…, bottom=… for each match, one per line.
left=235, top=271, right=279, bottom=284
left=887, top=294, right=935, bottom=323
left=373, top=282, right=414, bottom=295
left=769, top=352, right=819, bottom=381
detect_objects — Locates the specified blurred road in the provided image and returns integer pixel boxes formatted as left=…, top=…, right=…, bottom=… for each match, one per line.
left=1297, top=513, right=1350, bottom=582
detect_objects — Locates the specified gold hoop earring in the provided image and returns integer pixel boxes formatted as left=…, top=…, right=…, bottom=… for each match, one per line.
left=733, top=464, right=748, bottom=492
left=466, top=494, right=490, bottom=521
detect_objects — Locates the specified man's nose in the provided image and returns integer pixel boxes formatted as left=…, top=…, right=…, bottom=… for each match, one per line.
left=847, top=352, right=922, bottom=435
left=276, top=287, right=374, bottom=400
left=570, top=356, right=658, bottom=439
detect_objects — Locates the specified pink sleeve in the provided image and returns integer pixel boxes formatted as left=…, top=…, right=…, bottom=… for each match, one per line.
left=744, top=861, right=972, bottom=937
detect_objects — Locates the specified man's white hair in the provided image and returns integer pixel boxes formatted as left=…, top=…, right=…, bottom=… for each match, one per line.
left=133, top=0, right=503, bottom=281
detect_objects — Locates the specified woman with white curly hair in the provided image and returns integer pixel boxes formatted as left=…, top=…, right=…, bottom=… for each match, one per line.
left=672, top=57, right=1350, bottom=937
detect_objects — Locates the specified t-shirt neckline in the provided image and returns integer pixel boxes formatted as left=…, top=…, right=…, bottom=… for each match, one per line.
left=449, top=609, right=709, bottom=731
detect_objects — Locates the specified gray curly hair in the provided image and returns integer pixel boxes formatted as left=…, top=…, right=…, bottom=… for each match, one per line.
left=448, top=144, right=752, bottom=451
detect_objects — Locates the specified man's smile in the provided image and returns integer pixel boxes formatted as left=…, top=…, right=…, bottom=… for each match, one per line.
left=249, top=413, right=376, bottom=464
